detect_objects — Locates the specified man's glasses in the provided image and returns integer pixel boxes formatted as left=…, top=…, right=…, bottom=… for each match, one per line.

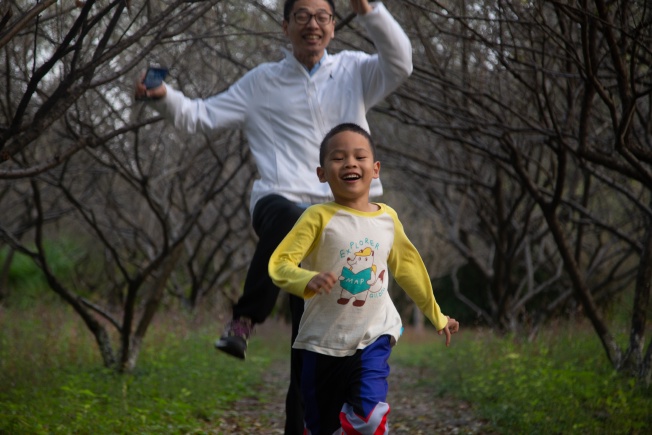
left=293, top=10, right=333, bottom=25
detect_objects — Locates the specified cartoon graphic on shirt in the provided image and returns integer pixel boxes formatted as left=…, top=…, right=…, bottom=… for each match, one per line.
left=338, top=247, right=386, bottom=307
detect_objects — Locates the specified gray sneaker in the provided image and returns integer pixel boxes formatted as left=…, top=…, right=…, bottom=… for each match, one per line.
left=214, top=317, right=253, bottom=360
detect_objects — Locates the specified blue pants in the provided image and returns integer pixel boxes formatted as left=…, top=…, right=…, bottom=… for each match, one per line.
left=301, top=335, right=392, bottom=435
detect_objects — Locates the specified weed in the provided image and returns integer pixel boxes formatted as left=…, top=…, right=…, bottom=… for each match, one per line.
left=2, top=305, right=650, bottom=434
left=0, top=304, right=286, bottom=434
left=392, top=325, right=652, bottom=434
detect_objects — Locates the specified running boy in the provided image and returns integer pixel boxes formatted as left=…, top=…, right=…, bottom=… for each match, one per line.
left=269, top=123, right=460, bottom=434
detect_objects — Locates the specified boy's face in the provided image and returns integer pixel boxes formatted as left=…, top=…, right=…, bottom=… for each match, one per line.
left=317, top=130, right=380, bottom=206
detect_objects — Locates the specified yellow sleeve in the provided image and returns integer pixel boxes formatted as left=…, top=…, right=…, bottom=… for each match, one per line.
left=268, top=206, right=323, bottom=299
left=386, top=206, right=448, bottom=331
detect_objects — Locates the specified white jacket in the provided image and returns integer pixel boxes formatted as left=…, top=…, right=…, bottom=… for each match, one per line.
left=155, top=3, right=412, bottom=213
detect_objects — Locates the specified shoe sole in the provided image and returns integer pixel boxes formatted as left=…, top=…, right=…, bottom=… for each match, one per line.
left=215, top=340, right=246, bottom=360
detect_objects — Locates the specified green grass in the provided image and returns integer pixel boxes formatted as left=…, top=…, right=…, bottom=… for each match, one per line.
left=392, top=323, right=652, bottom=435
left=0, top=304, right=287, bottom=434
left=1, top=303, right=651, bottom=434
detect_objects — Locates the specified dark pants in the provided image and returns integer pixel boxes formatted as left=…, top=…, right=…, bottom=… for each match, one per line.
left=301, top=336, right=392, bottom=435
left=232, top=194, right=306, bottom=435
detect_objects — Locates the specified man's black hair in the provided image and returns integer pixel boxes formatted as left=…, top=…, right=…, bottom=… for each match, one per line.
left=283, top=0, right=336, bottom=22
left=319, top=123, right=376, bottom=166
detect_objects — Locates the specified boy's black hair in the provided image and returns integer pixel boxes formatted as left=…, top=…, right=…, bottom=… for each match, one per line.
left=283, top=0, right=336, bottom=22
left=319, top=123, right=376, bottom=165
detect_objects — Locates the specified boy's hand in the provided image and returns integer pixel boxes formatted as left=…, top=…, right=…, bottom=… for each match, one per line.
left=438, top=316, right=460, bottom=347
left=307, top=272, right=337, bottom=295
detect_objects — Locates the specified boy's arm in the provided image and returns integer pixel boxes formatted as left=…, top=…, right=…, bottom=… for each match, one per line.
left=269, top=209, right=322, bottom=299
left=387, top=210, right=448, bottom=332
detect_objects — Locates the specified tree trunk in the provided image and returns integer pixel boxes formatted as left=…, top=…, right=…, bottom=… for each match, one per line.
left=412, top=304, right=424, bottom=334
left=120, top=244, right=183, bottom=372
left=545, top=212, right=622, bottom=368
left=0, top=247, right=14, bottom=301
left=642, top=340, right=652, bottom=387
left=623, top=206, right=652, bottom=380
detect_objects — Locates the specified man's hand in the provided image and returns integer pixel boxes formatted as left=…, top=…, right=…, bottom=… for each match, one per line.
left=350, top=0, right=372, bottom=15
left=134, top=71, right=167, bottom=101
left=306, top=272, right=337, bottom=295
left=438, top=316, right=460, bottom=347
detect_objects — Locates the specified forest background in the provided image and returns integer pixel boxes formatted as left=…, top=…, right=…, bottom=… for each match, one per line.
left=0, top=0, right=651, bottom=428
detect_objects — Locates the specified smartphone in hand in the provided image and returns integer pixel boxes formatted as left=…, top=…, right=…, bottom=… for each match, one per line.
left=143, top=66, right=168, bottom=89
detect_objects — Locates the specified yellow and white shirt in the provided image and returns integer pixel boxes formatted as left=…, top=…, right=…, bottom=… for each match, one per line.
left=269, top=202, right=447, bottom=357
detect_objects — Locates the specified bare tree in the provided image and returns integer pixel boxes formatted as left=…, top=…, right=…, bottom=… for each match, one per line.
left=5, top=0, right=648, bottom=384
left=1, top=0, right=427, bottom=372
left=0, top=0, right=275, bottom=371
left=374, top=0, right=651, bottom=383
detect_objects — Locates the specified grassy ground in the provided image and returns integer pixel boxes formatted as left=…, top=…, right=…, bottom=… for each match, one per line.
left=0, top=304, right=288, bottom=434
left=1, top=303, right=650, bottom=434
left=392, top=323, right=652, bottom=435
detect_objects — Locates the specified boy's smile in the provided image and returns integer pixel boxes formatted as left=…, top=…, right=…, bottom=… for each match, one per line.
left=317, top=130, right=380, bottom=211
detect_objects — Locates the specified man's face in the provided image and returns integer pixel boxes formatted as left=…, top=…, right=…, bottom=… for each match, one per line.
left=283, top=0, right=335, bottom=63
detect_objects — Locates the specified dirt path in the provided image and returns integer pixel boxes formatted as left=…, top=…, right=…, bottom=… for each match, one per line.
left=213, top=338, right=491, bottom=434
left=383, top=364, right=490, bottom=434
